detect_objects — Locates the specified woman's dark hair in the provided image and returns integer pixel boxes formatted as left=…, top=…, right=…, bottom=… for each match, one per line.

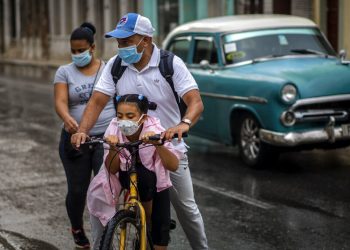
left=70, top=22, right=96, bottom=45
left=115, top=94, right=157, bottom=114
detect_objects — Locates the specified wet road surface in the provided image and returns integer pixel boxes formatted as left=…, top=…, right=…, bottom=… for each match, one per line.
left=1, top=70, right=350, bottom=249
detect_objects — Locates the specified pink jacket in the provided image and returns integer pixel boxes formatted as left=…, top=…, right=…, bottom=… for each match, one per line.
left=87, top=116, right=183, bottom=226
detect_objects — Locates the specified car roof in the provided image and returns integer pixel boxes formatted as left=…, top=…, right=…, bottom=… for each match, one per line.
left=166, top=14, right=317, bottom=37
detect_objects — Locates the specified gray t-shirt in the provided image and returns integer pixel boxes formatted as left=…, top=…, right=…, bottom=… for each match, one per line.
left=54, top=62, right=116, bottom=135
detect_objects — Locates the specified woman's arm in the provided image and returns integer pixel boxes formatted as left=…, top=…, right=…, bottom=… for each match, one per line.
left=54, top=83, right=79, bottom=133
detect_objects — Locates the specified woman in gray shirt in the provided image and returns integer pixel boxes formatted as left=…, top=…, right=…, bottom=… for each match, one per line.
left=53, top=22, right=115, bottom=249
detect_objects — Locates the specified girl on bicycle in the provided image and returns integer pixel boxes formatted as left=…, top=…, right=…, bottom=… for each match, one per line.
left=87, top=94, right=183, bottom=250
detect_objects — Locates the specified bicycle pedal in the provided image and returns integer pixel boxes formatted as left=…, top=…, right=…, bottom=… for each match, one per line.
left=170, top=219, right=176, bottom=230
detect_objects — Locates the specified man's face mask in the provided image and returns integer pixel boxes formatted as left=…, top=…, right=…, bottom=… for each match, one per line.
left=117, top=114, right=145, bottom=136
left=71, top=49, right=92, bottom=67
left=118, top=37, right=144, bottom=64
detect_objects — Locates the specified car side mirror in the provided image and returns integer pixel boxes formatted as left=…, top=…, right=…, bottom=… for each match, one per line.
left=339, top=49, right=347, bottom=60
left=199, top=60, right=215, bottom=72
left=199, top=60, right=210, bottom=68
left=339, top=49, right=350, bottom=65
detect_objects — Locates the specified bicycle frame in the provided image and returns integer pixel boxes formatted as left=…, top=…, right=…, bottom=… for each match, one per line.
left=119, top=145, right=147, bottom=250
left=85, top=137, right=150, bottom=249
left=86, top=133, right=184, bottom=250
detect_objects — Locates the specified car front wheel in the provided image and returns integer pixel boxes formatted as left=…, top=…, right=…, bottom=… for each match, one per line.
left=236, top=114, right=279, bottom=168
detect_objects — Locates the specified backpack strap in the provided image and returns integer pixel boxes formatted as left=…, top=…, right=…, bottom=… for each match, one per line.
left=111, top=56, right=127, bottom=89
left=111, top=56, right=127, bottom=108
left=159, top=49, right=186, bottom=117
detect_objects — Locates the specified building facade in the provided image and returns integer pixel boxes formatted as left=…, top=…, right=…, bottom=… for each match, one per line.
left=0, top=0, right=349, bottom=62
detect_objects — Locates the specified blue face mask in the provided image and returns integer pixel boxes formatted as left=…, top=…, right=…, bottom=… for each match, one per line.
left=118, top=37, right=144, bottom=64
left=71, top=49, right=92, bottom=67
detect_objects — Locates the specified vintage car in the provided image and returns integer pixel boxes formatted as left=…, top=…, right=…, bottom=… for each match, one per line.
left=162, top=14, right=350, bottom=168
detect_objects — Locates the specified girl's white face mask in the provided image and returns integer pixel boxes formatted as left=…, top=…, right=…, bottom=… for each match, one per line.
left=117, top=114, right=144, bottom=136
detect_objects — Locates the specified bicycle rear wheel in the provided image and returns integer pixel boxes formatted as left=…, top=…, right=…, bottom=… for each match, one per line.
left=99, top=209, right=153, bottom=250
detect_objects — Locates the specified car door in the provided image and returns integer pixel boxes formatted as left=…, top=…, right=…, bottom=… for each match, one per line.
left=187, top=35, right=220, bottom=139
left=167, top=34, right=220, bottom=139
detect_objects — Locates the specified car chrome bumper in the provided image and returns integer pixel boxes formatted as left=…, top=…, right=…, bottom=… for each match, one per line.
left=259, top=124, right=350, bottom=147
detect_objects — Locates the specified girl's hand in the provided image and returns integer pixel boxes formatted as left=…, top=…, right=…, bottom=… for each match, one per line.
left=141, top=132, right=162, bottom=146
left=64, top=116, right=79, bottom=134
left=105, top=135, right=119, bottom=148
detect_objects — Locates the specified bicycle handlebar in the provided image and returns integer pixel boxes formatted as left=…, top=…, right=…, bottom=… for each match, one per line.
left=85, top=133, right=188, bottom=147
left=147, top=133, right=187, bottom=141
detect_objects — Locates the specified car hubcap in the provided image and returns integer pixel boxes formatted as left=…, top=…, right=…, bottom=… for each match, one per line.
left=241, top=118, right=260, bottom=161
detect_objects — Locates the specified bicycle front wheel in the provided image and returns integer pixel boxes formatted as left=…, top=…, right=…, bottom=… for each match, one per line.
left=99, top=209, right=153, bottom=250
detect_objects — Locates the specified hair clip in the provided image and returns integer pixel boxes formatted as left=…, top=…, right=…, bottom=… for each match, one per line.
left=138, top=94, right=144, bottom=100
left=148, top=101, right=157, bottom=111
left=115, top=95, right=121, bottom=102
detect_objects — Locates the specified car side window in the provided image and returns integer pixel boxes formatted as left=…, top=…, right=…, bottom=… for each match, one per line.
left=168, top=37, right=191, bottom=62
left=193, top=38, right=218, bottom=65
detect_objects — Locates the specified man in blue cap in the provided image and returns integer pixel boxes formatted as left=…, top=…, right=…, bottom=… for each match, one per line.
left=72, top=13, right=208, bottom=249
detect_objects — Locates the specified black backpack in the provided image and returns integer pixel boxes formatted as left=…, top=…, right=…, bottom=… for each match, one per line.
left=111, top=49, right=187, bottom=118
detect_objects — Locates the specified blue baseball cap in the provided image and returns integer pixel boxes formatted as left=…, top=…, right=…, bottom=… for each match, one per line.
left=105, top=13, right=155, bottom=39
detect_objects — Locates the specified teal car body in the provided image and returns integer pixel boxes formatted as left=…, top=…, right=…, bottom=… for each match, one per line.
left=163, top=15, right=350, bottom=167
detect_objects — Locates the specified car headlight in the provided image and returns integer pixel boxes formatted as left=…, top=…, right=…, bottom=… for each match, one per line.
left=281, top=84, right=298, bottom=103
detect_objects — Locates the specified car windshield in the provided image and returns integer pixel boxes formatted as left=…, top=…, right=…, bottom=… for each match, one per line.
left=223, top=28, right=336, bottom=65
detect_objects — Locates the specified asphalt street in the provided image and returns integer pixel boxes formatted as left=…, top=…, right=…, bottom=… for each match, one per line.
left=0, top=68, right=350, bottom=250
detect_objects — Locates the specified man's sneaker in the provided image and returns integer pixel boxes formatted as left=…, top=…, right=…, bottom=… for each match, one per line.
left=71, top=228, right=90, bottom=249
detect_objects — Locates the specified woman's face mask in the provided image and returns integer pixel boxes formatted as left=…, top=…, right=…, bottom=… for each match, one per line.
left=117, top=114, right=145, bottom=136
left=118, top=37, right=144, bottom=64
left=71, top=49, right=92, bottom=67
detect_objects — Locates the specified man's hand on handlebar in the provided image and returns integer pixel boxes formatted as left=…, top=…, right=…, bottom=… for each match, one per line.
left=71, top=132, right=89, bottom=148
left=162, top=122, right=189, bottom=142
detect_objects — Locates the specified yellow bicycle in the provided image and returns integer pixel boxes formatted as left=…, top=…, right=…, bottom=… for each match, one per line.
left=87, top=134, right=169, bottom=250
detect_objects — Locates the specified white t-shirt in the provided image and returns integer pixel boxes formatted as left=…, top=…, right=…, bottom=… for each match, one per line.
left=94, top=45, right=198, bottom=151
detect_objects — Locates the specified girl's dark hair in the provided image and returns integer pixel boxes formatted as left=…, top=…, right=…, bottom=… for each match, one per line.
left=70, top=22, right=96, bottom=45
left=115, top=94, right=157, bottom=114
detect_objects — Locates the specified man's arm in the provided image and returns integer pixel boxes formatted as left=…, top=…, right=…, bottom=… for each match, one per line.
left=182, top=89, right=204, bottom=127
left=71, top=91, right=111, bottom=147
left=163, top=89, right=204, bottom=141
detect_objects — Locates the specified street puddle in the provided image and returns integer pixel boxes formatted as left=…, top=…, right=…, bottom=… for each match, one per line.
left=0, top=230, right=59, bottom=250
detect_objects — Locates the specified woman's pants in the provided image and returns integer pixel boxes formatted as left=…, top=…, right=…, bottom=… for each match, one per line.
left=59, top=129, right=104, bottom=229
